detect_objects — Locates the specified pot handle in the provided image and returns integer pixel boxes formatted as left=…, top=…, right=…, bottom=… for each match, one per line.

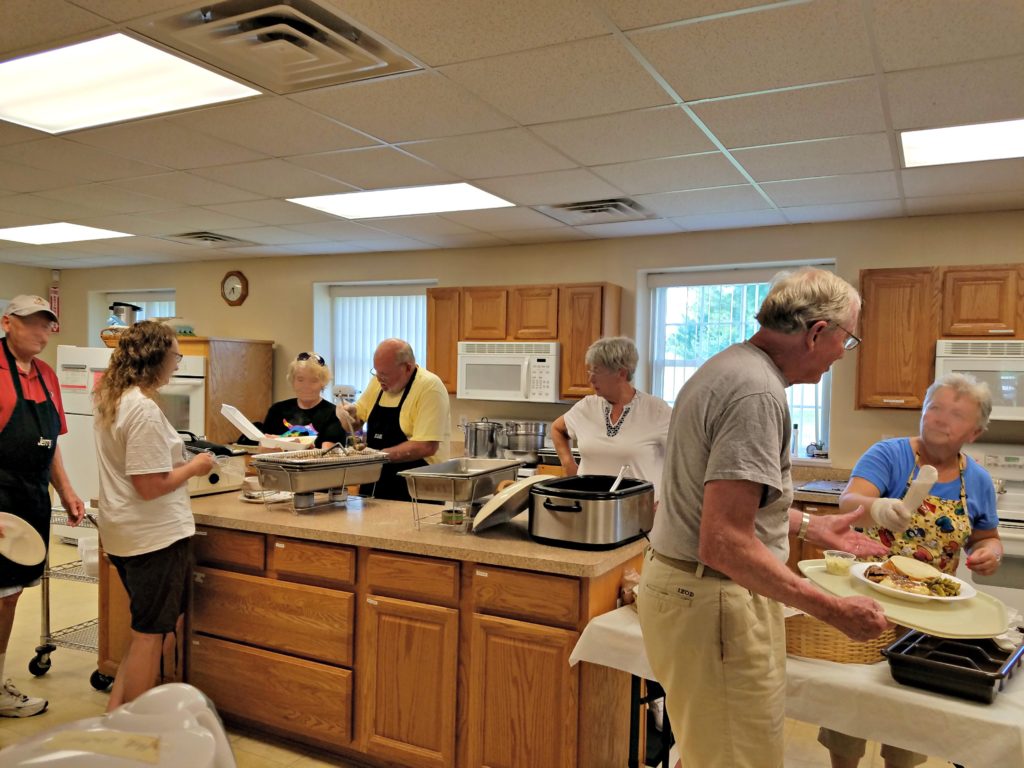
left=542, top=498, right=582, bottom=513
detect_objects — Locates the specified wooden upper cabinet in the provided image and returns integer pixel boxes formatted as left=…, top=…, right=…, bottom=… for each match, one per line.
left=462, top=287, right=508, bottom=340
left=509, top=286, right=558, bottom=339
left=426, top=288, right=460, bottom=393
left=558, top=284, right=621, bottom=399
left=941, top=266, right=1019, bottom=337
left=857, top=267, right=939, bottom=409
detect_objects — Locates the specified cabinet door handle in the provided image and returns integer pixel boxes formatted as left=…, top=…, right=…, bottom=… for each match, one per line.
left=804, top=506, right=819, bottom=513
left=366, top=597, right=378, bottom=605
left=881, top=398, right=906, bottom=404
left=194, top=530, right=207, bottom=536
left=988, top=329, right=1014, bottom=334
left=476, top=570, right=488, bottom=577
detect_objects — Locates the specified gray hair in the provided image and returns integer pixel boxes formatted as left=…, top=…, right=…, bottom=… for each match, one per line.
left=755, top=267, right=861, bottom=333
left=585, top=336, right=639, bottom=382
left=924, top=373, right=992, bottom=430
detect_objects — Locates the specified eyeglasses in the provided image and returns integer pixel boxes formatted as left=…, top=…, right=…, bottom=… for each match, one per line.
left=296, top=352, right=326, bottom=366
left=174, top=353, right=183, bottom=363
left=829, top=322, right=861, bottom=351
left=585, top=367, right=613, bottom=378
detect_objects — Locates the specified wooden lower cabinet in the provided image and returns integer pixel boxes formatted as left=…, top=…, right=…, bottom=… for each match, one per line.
left=787, top=501, right=842, bottom=574
left=359, top=595, right=458, bottom=768
left=465, top=613, right=579, bottom=768
left=190, top=634, right=352, bottom=750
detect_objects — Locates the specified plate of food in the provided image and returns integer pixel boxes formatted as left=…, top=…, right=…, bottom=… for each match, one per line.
left=850, top=555, right=975, bottom=603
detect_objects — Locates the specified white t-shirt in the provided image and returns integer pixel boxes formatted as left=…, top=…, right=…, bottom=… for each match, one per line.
left=563, top=391, right=672, bottom=500
left=94, top=387, right=194, bottom=557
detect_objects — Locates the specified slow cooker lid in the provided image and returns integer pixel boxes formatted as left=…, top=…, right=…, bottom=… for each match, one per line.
left=531, top=474, right=652, bottom=499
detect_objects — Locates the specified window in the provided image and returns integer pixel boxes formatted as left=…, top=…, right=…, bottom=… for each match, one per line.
left=649, top=267, right=832, bottom=455
left=105, top=290, right=175, bottom=322
left=330, top=285, right=427, bottom=398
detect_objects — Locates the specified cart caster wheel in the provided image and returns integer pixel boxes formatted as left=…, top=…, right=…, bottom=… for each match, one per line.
left=90, top=670, right=113, bottom=691
left=28, top=655, right=51, bottom=677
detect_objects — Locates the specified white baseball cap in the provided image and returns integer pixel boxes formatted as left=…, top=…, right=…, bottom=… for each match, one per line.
left=4, top=295, right=58, bottom=322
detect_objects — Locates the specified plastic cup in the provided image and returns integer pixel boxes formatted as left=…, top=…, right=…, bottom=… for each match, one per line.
left=823, top=550, right=856, bottom=575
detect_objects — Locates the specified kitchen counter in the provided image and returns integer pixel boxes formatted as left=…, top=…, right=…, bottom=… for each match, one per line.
left=190, top=493, right=643, bottom=578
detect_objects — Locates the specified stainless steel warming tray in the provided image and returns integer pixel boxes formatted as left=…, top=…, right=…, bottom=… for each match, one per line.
left=252, top=448, right=388, bottom=494
left=399, top=458, right=521, bottom=504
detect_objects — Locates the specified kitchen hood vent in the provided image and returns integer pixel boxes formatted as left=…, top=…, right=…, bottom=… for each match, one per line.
left=936, top=339, right=1024, bottom=357
left=166, top=231, right=257, bottom=247
left=533, top=198, right=654, bottom=226
left=139, top=0, right=420, bottom=94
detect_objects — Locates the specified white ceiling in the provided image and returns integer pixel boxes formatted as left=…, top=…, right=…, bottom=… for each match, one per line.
left=0, top=0, right=1022, bottom=269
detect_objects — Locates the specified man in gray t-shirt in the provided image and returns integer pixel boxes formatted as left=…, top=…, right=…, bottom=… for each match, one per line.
left=638, top=267, right=890, bottom=768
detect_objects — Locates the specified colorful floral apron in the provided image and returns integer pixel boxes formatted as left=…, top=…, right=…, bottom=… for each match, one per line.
left=866, top=455, right=972, bottom=575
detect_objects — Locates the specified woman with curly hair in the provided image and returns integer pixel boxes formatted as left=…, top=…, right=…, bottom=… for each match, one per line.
left=93, top=321, right=215, bottom=710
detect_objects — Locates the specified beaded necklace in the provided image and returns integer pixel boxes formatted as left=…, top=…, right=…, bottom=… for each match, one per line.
left=603, top=400, right=633, bottom=437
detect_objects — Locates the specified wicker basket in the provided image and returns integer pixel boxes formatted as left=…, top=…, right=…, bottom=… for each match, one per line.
left=785, top=613, right=905, bottom=664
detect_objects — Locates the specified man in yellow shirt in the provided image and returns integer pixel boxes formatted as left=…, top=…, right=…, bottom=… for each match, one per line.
left=338, top=339, right=450, bottom=501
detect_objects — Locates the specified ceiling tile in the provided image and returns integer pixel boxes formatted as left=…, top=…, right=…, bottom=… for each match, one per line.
left=35, top=183, right=174, bottom=214
left=72, top=121, right=268, bottom=169
left=574, top=219, right=682, bottom=237
left=411, top=232, right=510, bottom=248
left=0, top=193, right=105, bottom=220
left=327, top=0, right=611, bottom=66
left=693, top=79, right=887, bottom=148
left=530, top=106, right=714, bottom=166
left=631, top=0, right=873, bottom=101
left=191, top=160, right=356, bottom=197
left=341, top=237, right=435, bottom=252
left=109, top=172, right=261, bottom=205
left=292, top=72, right=515, bottom=143
left=0, top=121, right=47, bottom=146
left=0, top=161, right=85, bottom=193
left=762, top=171, right=899, bottom=207
left=440, top=37, right=671, bottom=125
left=283, top=242, right=373, bottom=255
left=672, top=209, right=789, bottom=231
left=203, top=200, right=336, bottom=226
left=131, top=207, right=264, bottom=233
left=887, top=56, right=1024, bottom=130
left=593, top=153, right=744, bottom=195
left=0, top=0, right=108, bottom=56
left=0, top=138, right=164, bottom=180
left=636, top=185, right=770, bottom=217
left=67, top=0, right=192, bottom=23
left=287, top=147, right=458, bottom=189
left=871, top=0, right=1024, bottom=72
left=901, top=159, right=1024, bottom=198
left=170, top=98, right=375, bottom=157
left=211, top=226, right=332, bottom=245
left=441, top=207, right=565, bottom=231
left=495, top=227, right=593, bottom=244
left=70, top=213, right=184, bottom=236
left=905, top=190, right=1024, bottom=216
left=474, top=168, right=623, bottom=206
left=364, top=215, right=480, bottom=238
left=288, top=219, right=399, bottom=241
left=590, top=0, right=769, bottom=30
left=781, top=200, right=904, bottom=224
left=732, top=134, right=895, bottom=182
left=402, top=129, right=576, bottom=179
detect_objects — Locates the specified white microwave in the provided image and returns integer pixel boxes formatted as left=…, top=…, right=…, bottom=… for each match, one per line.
left=457, top=342, right=561, bottom=402
left=935, top=339, right=1024, bottom=421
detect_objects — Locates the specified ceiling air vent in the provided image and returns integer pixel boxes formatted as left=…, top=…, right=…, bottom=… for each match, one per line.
left=139, top=0, right=420, bottom=94
left=166, top=231, right=257, bottom=247
left=533, top=198, right=655, bottom=227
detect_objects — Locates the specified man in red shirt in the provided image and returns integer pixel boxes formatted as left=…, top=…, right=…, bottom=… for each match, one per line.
left=0, top=295, right=84, bottom=717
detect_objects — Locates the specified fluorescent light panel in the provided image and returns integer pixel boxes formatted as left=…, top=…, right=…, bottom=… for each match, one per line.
left=0, top=33, right=259, bottom=134
left=900, top=118, right=1024, bottom=168
left=289, top=183, right=515, bottom=219
left=0, top=223, right=132, bottom=244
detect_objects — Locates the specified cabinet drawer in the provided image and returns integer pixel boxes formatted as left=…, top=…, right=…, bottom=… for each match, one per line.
left=366, top=551, right=459, bottom=606
left=194, top=527, right=264, bottom=572
left=472, top=565, right=580, bottom=628
left=189, top=634, right=352, bottom=750
left=268, top=536, right=355, bottom=588
left=192, top=567, right=354, bottom=666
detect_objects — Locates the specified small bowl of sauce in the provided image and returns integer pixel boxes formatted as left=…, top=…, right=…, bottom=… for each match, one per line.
left=823, top=550, right=856, bottom=576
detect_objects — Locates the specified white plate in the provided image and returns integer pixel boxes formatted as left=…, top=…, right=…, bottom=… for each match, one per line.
left=0, top=512, right=46, bottom=566
left=471, top=474, right=556, bottom=533
left=850, top=562, right=976, bottom=603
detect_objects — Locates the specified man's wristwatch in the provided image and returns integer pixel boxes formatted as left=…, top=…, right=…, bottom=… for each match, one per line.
left=797, top=511, right=812, bottom=540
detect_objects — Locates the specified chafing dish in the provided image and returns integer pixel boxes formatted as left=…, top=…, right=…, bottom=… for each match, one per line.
left=252, top=448, right=388, bottom=510
left=399, top=458, right=521, bottom=504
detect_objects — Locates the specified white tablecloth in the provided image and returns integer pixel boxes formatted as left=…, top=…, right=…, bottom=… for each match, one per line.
left=569, top=606, right=1024, bottom=768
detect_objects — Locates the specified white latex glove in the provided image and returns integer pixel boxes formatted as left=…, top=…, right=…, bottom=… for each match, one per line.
left=335, top=403, right=355, bottom=433
left=870, top=497, right=912, bottom=533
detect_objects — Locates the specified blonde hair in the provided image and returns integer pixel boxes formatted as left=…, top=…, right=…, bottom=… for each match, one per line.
left=756, top=267, right=860, bottom=333
left=924, top=373, right=992, bottom=430
left=94, top=321, right=176, bottom=427
left=287, top=357, right=332, bottom=387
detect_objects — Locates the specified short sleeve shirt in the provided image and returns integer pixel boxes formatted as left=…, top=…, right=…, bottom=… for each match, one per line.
left=355, top=366, right=451, bottom=464
left=0, top=344, right=67, bottom=434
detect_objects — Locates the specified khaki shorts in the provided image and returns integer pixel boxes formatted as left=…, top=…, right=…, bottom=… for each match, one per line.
left=637, top=548, right=786, bottom=768
left=818, top=728, right=927, bottom=767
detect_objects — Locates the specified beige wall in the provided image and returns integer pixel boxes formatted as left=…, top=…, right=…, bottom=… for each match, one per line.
left=46, top=209, right=1024, bottom=467
left=0, top=263, right=55, bottom=362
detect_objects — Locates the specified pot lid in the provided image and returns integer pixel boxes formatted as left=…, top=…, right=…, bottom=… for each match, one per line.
left=472, top=474, right=556, bottom=533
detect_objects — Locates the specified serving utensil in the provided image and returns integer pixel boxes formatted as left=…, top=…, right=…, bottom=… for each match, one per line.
left=609, top=464, right=630, bottom=493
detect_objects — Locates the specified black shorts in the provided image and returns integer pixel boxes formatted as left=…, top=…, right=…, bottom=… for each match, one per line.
left=108, top=537, right=193, bottom=635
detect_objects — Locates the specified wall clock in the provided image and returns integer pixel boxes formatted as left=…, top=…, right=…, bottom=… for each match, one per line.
left=221, top=271, right=248, bottom=306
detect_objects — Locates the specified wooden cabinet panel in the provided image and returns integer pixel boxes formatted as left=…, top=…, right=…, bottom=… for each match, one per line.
left=427, top=288, right=460, bottom=393
left=466, top=614, right=579, bottom=768
left=558, top=284, right=622, bottom=399
left=359, top=595, right=458, bottom=768
left=190, top=634, right=352, bottom=750
left=941, top=266, right=1019, bottom=337
left=510, top=286, right=558, bottom=340
left=192, top=567, right=354, bottom=666
left=462, top=288, right=508, bottom=340
left=267, top=536, right=355, bottom=588
left=194, top=526, right=265, bottom=572
left=787, top=502, right=842, bottom=574
left=472, top=565, right=580, bottom=629
left=857, top=268, right=938, bottom=409
left=366, top=551, right=459, bottom=607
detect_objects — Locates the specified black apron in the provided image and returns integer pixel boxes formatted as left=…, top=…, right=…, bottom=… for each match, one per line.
left=0, top=338, right=60, bottom=587
left=360, top=367, right=427, bottom=501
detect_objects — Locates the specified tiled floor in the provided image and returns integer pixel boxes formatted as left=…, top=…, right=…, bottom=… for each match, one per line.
left=1, top=536, right=953, bottom=767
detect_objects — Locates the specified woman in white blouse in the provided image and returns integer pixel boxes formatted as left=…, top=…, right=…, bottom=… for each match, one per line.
left=551, top=337, right=672, bottom=500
